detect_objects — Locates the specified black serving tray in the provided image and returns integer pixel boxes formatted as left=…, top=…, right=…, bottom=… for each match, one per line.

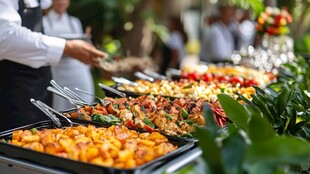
left=0, top=120, right=195, bottom=174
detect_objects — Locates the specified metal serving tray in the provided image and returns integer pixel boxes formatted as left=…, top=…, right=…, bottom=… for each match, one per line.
left=0, top=120, right=195, bottom=174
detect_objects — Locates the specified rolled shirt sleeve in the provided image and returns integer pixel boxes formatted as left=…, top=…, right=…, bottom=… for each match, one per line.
left=0, top=0, right=65, bottom=68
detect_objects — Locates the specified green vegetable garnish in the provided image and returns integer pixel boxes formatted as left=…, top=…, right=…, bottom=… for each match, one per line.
left=183, top=83, right=192, bottom=89
left=181, top=132, right=193, bottom=138
left=143, top=118, right=155, bottom=129
left=91, top=114, right=104, bottom=122
left=126, top=105, right=130, bottom=110
left=113, top=104, right=119, bottom=109
left=164, top=113, right=173, bottom=120
left=30, top=128, right=37, bottom=135
left=108, top=114, right=121, bottom=123
left=92, top=114, right=118, bottom=124
left=181, top=108, right=189, bottom=119
left=101, top=116, right=112, bottom=123
left=220, top=87, right=226, bottom=93
left=166, top=97, right=171, bottom=101
left=184, top=119, right=193, bottom=125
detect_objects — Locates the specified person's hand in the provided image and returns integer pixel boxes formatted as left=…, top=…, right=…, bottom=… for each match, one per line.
left=63, top=40, right=107, bottom=67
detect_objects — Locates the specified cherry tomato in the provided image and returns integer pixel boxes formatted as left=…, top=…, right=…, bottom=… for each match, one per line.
left=144, top=125, right=155, bottom=132
left=245, top=79, right=259, bottom=87
left=127, top=120, right=136, bottom=128
left=106, top=104, right=116, bottom=114
left=202, top=73, right=213, bottom=82
left=230, top=76, right=244, bottom=86
left=216, top=75, right=230, bottom=83
left=187, top=72, right=199, bottom=81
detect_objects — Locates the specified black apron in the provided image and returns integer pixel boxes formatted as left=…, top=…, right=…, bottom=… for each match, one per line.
left=0, top=0, right=52, bottom=132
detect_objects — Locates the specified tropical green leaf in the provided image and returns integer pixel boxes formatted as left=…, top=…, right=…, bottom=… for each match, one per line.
left=246, top=162, right=273, bottom=174
left=276, top=88, right=292, bottom=118
left=251, top=94, right=274, bottom=123
left=196, top=127, right=225, bottom=174
left=245, top=136, right=310, bottom=166
left=218, top=94, right=249, bottom=131
left=248, top=113, right=275, bottom=143
left=235, top=93, right=254, bottom=107
left=264, top=87, right=279, bottom=98
left=222, top=132, right=248, bottom=174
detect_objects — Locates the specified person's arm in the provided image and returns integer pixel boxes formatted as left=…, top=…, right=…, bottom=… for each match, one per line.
left=0, top=0, right=107, bottom=68
left=0, top=0, right=65, bottom=68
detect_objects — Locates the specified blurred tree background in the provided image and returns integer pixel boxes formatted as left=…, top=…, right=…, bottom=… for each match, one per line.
left=66, top=0, right=310, bottom=97
left=68, top=0, right=169, bottom=59
left=68, top=0, right=310, bottom=58
left=277, top=0, right=310, bottom=54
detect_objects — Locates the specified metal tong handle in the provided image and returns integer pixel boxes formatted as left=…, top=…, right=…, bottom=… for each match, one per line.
left=75, top=88, right=111, bottom=105
left=111, top=76, right=139, bottom=87
left=50, top=80, right=68, bottom=96
left=98, top=83, right=126, bottom=98
left=30, top=99, right=62, bottom=127
left=166, top=68, right=181, bottom=76
left=50, top=80, right=85, bottom=103
left=64, top=87, right=86, bottom=103
left=134, top=72, right=154, bottom=82
left=143, top=69, right=167, bottom=80
left=36, top=100, right=74, bottom=126
left=47, top=86, right=87, bottom=108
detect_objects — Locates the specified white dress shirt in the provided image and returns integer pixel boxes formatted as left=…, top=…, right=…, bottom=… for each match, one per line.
left=205, top=21, right=234, bottom=62
left=43, top=9, right=94, bottom=111
left=0, top=0, right=65, bottom=68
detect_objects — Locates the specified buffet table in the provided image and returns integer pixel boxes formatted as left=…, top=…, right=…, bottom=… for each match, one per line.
left=0, top=154, right=70, bottom=174
left=0, top=147, right=202, bottom=174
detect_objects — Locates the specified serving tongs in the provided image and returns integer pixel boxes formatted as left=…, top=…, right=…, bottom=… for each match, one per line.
left=98, top=83, right=126, bottom=98
left=134, top=72, right=154, bottom=82
left=111, top=76, right=139, bottom=87
left=30, top=99, right=74, bottom=127
left=143, top=69, right=167, bottom=80
left=48, top=80, right=98, bottom=120
left=48, top=80, right=89, bottom=106
left=75, top=87, right=111, bottom=105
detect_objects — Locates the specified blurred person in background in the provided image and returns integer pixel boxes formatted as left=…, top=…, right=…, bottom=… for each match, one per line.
left=228, top=6, right=241, bottom=51
left=200, top=7, right=219, bottom=62
left=0, top=0, right=107, bottom=131
left=204, top=4, right=235, bottom=63
left=43, top=0, right=95, bottom=111
left=238, top=9, right=255, bottom=49
left=160, top=16, right=188, bottom=74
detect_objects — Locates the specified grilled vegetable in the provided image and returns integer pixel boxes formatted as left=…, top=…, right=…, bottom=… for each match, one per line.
left=181, top=108, right=189, bottom=119
left=143, top=118, right=155, bottom=129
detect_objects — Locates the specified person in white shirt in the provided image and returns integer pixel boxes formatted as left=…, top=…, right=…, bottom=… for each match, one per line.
left=204, top=5, right=235, bottom=63
left=239, top=9, right=255, bottom=49
left=200, top=7, right=219, bottom=62
left=43, top=0, right=95, bottom=111
left=0, top=0, right=107, bottom=131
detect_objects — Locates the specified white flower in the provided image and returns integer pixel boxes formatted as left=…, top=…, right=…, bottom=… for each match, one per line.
left=273, top=8, right=281, bottom=15
left=266, top=6, right=273, bottom=14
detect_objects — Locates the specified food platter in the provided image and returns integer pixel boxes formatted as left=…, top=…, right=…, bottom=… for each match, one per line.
left=0, top=120, right=195, bottom=174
